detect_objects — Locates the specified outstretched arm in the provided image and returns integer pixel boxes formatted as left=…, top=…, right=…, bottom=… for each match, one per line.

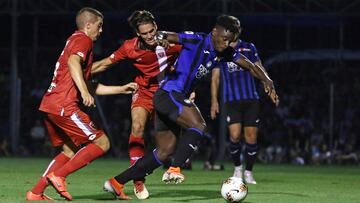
left=95, top=82, right=138, bottom=95
left=234, top=55, right=279, bottom=106
left=210, top=68, right=220, bottom=119
left=91, top=57, right=113, bottom=75
left=68, top=54, right=95, bottom=107
left=156, top=31, right=180, bottom=44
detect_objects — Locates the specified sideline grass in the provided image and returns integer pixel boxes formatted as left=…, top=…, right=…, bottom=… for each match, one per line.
left=0, top=157, right=359, bottom=202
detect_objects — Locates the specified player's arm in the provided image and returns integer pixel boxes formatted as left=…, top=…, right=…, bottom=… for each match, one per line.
left=91, top=57, right=113, bottom=75
left=156, top=31, right=180, bottom=44
left=95, top=82, right=138, bottom=95
left=68, top=54, right=94, bottom=107
left=234, top=54, right=279, bottom=106
left=210, top=68, right=220, bottom=119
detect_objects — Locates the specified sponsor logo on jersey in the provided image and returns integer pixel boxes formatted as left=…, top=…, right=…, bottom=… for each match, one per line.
left=77, top=52, right=84, bottom=58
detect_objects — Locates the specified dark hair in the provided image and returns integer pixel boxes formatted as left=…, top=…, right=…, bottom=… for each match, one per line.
left=216, top=15, right=241, bottom=35
left=77, top=7, right=103, bottom=19
left=127, top=10, right=156, bottom=31
left=76, top=7, right=103, bottom=29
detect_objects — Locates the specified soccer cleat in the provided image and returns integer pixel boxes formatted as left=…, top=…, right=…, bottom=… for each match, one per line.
left=133, top=180, right=149, bottom=199
left=103, top=178, right=131, bottom=200
left=46, top=172, right=73, bottom=201
left=233, top=165, right=243, bottom=180
left=26, top=191, right=53, bottom=201
left=244, top=170, right=257, bottom=184
left=162, top=167, right=185, bottom=184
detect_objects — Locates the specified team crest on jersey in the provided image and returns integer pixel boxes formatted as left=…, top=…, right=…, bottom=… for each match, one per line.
left=226, top=116, right=231, bottom=123
left=206, top=61, right=213, bottom=68
left=77, top=52, right=85, bottom=58
left=195, top=64, right=209, bottom=78
left=157, top=52, right=165, bottom=58
left=227, top=62, right=244, bottom=73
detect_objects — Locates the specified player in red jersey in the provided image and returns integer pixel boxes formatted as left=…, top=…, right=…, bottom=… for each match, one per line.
left=92, top=10, right=181, bottom=199
left=25, top=7, right=138, bottom=201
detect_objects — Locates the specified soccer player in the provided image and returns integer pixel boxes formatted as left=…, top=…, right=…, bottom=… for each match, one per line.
left=91, top=10, right=181, bottom=199
left=102, top=15, right=279, bottom=199
left=25, top=7, right=137, bottom=201
left=210, top=23, right=277, bottom=184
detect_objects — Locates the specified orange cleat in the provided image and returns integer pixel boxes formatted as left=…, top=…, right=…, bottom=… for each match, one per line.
left=46, top=172, right=73, bottom=201
left=103, top=178, right=131, bottom=200
left=162, top=166, right=185, bottom=184
left=26, top=191, right=53, bottom=201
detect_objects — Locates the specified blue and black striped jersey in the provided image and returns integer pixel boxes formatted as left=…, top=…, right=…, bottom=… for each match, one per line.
left=216, top=40, right=261, bottom=103
left=160, top=32, right=229, bottom=94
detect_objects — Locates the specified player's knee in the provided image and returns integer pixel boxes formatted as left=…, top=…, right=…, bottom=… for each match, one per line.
left=156, top=146, right=175, bottom=161
left=132, top=122, right=145, bottom=136
left=94, top=134, right=110, bottom=152
left=192, top=122, right=207, bottom=134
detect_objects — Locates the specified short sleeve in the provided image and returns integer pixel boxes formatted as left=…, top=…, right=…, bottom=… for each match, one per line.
left=178, top=31, right=203, bottom=49
left=250, top=43, right=261, bottom=62
left=109, top=42, right=129, bottom=63
left=69, top=36, right=92, bottom=62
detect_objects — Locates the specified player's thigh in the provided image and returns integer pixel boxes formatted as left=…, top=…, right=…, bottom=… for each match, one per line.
left=242, top=100, right=260, bottom=127
left=47, top=110, right=105, bottom=147
left=154, top=89, right=205, bottom=130
left=225, top=102, right=243, bottom=126
left=43, top=115, right=70, bottom=147
left=131, top=87, right=155, bottom=117
left=177, top=105, right=206, bottom=131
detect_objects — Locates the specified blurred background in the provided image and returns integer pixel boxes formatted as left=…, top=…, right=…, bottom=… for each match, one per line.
left=1, top=0, right=360, bottom=166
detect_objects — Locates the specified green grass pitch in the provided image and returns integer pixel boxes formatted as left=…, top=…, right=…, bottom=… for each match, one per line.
left=0, top=157, right=359, bottom=202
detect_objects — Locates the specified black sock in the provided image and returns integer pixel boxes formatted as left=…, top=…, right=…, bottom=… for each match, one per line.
left=245, top=143, right=257, bottom=171
left=172, top=128, right=202, bottom=167
left=115, top=149, right=163, bottom=184
left=229, top=140, right=241, bottom=166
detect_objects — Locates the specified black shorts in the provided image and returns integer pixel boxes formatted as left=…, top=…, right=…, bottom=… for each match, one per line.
left=224, top=100, right=260, bottom=126
left=153, top=89, right=194, bottom=131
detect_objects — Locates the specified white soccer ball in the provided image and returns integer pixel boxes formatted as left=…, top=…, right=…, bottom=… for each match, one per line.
left=221, top=177, right=248, bottom=202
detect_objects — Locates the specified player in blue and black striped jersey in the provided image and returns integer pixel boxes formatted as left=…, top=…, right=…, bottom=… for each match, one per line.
left=211, top=28, right=275, bottom=184
left=107, top=15, right=279, bottom=198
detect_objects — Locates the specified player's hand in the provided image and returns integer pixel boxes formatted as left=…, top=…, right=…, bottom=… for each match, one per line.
left=81, top=92, right=95, bottom=107
left=156, top=39, right=170, bottom=49
left=189, top=92, right=196, bottom=103
left=210, top=101, right=219, bottom=120
left=122, top=82, right=138, bottom=94
left=263, top=80, right=279, bottom=106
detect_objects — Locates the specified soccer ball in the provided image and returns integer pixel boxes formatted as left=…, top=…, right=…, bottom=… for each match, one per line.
left=221, top=177, right=248, bottom=202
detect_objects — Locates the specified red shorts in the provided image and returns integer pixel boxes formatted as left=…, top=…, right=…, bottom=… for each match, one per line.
left=131, top=86, right=158, bottom=114
left=44, top=110, right=105, bottom=147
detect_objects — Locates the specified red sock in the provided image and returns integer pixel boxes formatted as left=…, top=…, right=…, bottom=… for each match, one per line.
left=128, top=134, right=145, bottom=166
left=31, top=152, right=70, bottom=194
left=54, top=143, right=105, bottom=177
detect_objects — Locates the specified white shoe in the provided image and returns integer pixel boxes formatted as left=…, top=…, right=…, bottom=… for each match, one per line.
left=103, top=180, right=115, bottom=196
left=244, top=170, right=257, bottom=184
left=233, top=165, right=243, bottom=180
left=133, top=181, right=149, bottom=199
left=162, top=167, right=185, bottom=184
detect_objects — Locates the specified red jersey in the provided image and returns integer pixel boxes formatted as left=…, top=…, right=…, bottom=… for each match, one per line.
left=39, top=31, right=93, bottom=116
left=109, top=37, right=181, bottom=88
